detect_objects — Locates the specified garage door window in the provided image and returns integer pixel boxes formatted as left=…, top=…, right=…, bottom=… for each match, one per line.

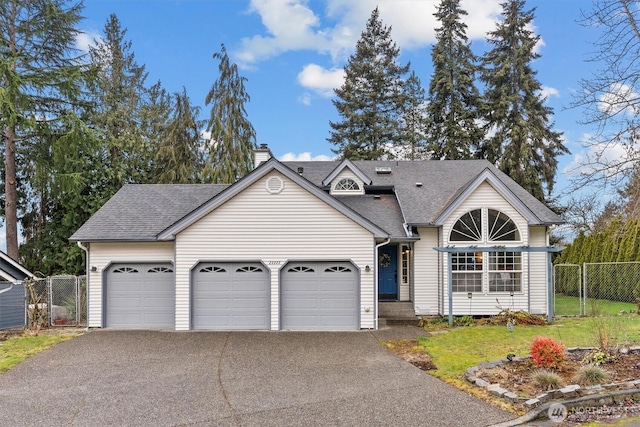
left=148, top=267, right=173, bottom=273
left=237, top=266, right=264, bottom=273
left=324, top=266, right=352, bottom=273
left=113, top=267, right=139, bottom=274
left=288, top=266, right=314, bottom=273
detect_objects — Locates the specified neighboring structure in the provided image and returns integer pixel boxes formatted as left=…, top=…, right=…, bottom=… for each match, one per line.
left=0, top=251, right=36, bottom=329
left=70, top=145, right=562, bottom=331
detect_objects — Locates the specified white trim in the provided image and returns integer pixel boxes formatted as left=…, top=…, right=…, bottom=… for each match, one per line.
left=322, top=159, right=372, bottom=187
left=433, top=168, right=540, bottom=225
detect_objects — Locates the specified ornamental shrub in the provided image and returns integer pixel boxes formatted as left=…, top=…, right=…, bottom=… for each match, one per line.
left=530, top=336, right=565, bottom=369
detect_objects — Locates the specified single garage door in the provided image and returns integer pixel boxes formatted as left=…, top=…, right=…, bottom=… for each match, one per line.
left=105, top=264, right=174, bottom=329
left=192, top=262, right=269, bottom=330
left=281, top=262, right=359, bottom=330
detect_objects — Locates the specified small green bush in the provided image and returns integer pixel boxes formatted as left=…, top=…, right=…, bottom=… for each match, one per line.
left=581, top=349, right=617, bottom=366
left=572, top=365, right=610, bottom=386
left=531, top=369, right=565, bottom=391
left=530, top=336, right=566, bottom=369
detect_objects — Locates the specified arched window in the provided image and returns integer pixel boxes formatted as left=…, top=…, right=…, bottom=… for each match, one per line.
left=488, top=209, right=520, bottom=241
left=449, top=209, right=522, bottom=294
left=334, top=178, right=360, bottom=191
left=450, top=209, right=482, bottom=242
left=449, top=209, right=520, bottom=242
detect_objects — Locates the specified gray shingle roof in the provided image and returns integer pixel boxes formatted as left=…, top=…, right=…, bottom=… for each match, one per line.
left=282, top=160, right=562, bottom=225
left=336, top=195, right=407, bottom=239
left=70, top=184, right=229, bottom=241
left=71, top=159, right=562, bottom=242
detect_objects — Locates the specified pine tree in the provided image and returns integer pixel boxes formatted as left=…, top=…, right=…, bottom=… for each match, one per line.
left=154, top=87, right=205, bottom=184
left=426, top=0, right=483, bottom=160
left=0, top=0, right=86, bottom=260
left=398, top=71, right=430, bottom=160
left=203, top=44, right=256, bottom=184
left=87, top=14, right=152, bottom=193
left=480, top=0, right=568, bottom=202
left=328, top=7, right=410, bottom=160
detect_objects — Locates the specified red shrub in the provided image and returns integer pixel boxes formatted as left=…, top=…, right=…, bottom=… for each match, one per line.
left=530, top=336, right=565, bottom=369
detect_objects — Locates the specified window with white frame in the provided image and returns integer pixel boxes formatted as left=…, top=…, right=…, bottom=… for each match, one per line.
left=488, top=251, right=522, bottom=293
left=451, top=252, right=483, bottom=293
left=334, top=178, right=360, bottom=191
left=401, top=244, right=410, bottom=285
left=449, top=209, right=522, bottom=293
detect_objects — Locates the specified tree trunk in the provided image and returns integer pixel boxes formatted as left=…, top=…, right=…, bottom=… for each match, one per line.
left=4, top=125, right=18, bottom=260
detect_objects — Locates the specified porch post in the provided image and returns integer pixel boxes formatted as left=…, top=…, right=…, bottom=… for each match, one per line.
left=547, top=251, right=553, bottom=324
left=448, top=252, right=453, bottom=327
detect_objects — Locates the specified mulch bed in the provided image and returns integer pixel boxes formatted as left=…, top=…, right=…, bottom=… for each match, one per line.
left=476, top=349, right=640, bottom=398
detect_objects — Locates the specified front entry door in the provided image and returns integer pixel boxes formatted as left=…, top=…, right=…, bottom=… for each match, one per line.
left=378, top=245, right=398, bottom=300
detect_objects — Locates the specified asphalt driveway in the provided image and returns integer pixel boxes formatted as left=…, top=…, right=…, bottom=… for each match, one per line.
left=0, top=328, right=513, bottom=426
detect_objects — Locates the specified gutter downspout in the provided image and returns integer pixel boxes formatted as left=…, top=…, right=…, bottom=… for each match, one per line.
left=0, top=283, right=13, bottom=295
left=77, top=242, right=89, bottom=329
left=374, top=238, right=391, bottom=330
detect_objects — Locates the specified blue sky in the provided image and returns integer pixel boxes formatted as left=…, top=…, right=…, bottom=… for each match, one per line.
left=77, top=0, right=597, bottom=198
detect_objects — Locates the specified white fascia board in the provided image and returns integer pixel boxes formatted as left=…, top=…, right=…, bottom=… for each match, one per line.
left=321, top=159, right=372, bottom=187
left=158, top=158, right=388, bottom=240
left=432, top=168, right=540, bottom=226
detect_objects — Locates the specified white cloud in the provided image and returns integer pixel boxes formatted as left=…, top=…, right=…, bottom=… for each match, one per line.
left=562, top=135, right=637, bottom=179
left=235, top=0, right=504, bottom=67
left=598, top=82, right=640, bottom=116
left=75, top=31, right=101, bottom=54
left=540, top=86, right=560, bottom=100
left=297, top=64, right=344, bottom=97
left=279, top=152, right=334, bottom=161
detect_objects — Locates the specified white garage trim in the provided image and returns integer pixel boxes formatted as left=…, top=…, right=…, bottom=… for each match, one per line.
left=104, top=263, right=175, bottom=329
left=280, top=261, right=359, bottom=331
left=191, top=261, right=270, bottom=330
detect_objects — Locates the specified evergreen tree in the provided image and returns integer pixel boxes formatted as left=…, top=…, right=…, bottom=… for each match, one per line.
left=479, top=0, right=568, bottom=202
left=87, top=14, right=152, bottom=193
left=0, top=0, right=86, bottom=260
left=328, top=7, right=410, bottom=160
left=398, top=71, right=430, bottom=160
left=154, top=87, right=205, bottom=184
left=426, top=0, right=483, bottom=160
left=204, top=44, right=256, bottom=184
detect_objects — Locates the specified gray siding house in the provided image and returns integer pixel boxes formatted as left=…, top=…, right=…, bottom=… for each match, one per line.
left=70, top=145, right=562, bottom=331
left=0, top=251, right=36, bottom=329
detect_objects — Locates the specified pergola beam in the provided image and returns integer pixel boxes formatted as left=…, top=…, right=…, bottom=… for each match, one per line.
left=433, top=246, right=564, bottom=326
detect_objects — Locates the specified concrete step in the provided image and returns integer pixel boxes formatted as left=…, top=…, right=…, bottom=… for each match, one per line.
left=378, top=302, right=420, bottom=327
left=378, top=301, right=416, bottom=318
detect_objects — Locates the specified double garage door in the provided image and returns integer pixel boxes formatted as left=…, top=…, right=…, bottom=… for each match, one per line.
left=106, top=261, right=359, bottom=330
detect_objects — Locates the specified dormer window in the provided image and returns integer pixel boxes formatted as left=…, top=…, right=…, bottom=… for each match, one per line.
left=334, top=178, right=361, bottom=192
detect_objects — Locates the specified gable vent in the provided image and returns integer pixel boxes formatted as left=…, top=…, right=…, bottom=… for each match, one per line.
left=375, top=167, right=391, bottom=174
left=266, top=176, right=284, bottom=194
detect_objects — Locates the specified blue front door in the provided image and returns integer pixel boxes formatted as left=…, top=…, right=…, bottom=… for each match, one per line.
left=378, top=245, right=398, bottom=299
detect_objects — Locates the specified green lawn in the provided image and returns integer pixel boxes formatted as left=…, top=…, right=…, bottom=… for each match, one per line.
left=0, top=330, right=82, bottom=373
left=554, top=295, right=638, bottom=316
left=415, top=316, right=640, bottom=383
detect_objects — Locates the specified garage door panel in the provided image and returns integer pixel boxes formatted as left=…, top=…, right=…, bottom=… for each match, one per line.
left=192, top=263, right=269, bottom=330
left=106, top=264, right=174, bottom=329
left=281, top=262, right=358, bottom=331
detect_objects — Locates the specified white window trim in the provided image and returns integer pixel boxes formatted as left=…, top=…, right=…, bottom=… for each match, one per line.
left=449, top=207, right=523, bottom=245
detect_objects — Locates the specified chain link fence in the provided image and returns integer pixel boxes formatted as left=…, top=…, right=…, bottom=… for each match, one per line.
left=554, top=264, right=583, bottom=316
left=25, top=275, right=87, bottom=328
left=553, top=262, right=640, bottom=316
